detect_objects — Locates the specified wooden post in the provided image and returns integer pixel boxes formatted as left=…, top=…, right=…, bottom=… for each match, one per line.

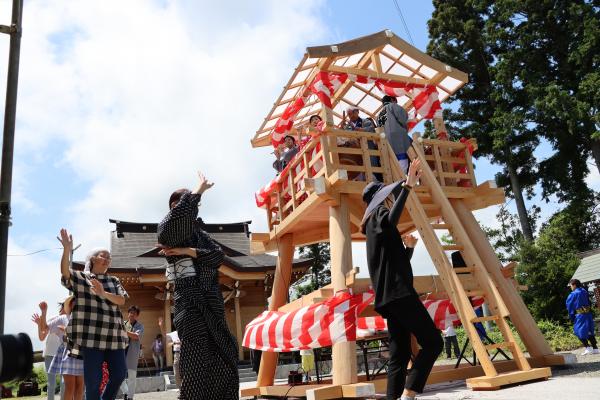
left=164, top=297, right=173, bottom=367
left=256, top=233, right=294, bottom=386
left=450, top=199, right=554, bottom=357
left=234, top=289, right=244, bottom=360
left=329, top=194, right=357, bottom=385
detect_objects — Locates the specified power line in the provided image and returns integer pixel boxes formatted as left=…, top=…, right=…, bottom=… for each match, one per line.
left=7, top=247, right=62, bottom=256
left=392, top=0, right=415, bottom=46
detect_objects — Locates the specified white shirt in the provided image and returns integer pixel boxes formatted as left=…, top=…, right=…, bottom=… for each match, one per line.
left=443, top=323, right=456, bottom=337
left=167, top=331, right=180, bottom=352
left=43, top=315, right=67, bottom=357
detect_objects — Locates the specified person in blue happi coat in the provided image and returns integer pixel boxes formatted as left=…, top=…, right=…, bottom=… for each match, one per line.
left=566, top=279, right=598, bottom=355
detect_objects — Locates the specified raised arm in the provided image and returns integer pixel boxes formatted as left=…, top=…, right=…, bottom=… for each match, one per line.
left=387, top=159, right=422, bottom=226
left=157, top=172, right=214, bottom=247
left=31, top=301, right=49, bottom=341
left=58, top=229, right=73, bottom=281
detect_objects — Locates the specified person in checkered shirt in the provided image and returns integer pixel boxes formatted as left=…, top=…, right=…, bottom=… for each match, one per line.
left=59, top=229, right=129, bottom=400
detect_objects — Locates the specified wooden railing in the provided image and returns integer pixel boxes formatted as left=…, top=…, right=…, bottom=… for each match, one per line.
left=413, top=133, right=477, bottom=188
left=265, top=129, right=477, bottom=231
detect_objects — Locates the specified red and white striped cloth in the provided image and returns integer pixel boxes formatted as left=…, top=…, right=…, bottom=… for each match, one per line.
left=243, top=291, right=374, bottom=352
left=255, top=136, right=323, bottom=208
left=243, top=291, right=484, bottom=352
left=356, top=297, right=485, bottom=338
left=270, top=72, right=441, bottom=148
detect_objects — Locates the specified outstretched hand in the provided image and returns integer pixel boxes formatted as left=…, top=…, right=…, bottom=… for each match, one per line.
left=58, top=229, right=73, bottom=252
left=402, top=234, right=419, bottom=248
left=90, top=279, right=105, bottom=297
left=193, top=171, right=214, bottom=195
left=31, top=313, right=42, bottom=325
left=39, top=301, right=48, bottom=314
left=406, top=159, right=423, bottom=187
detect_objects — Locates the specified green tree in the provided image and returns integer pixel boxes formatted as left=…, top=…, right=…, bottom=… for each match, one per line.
left=427, top=0, right=540, bottom=241
left=484, top=192, right=600, bottom=322
left=492, top=0, right=600, bottom=201
left=292, top=243, right=331, bottom=299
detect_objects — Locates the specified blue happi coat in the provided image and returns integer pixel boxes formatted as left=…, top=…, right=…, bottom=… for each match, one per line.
left=566, top=287, right=595, bottom=340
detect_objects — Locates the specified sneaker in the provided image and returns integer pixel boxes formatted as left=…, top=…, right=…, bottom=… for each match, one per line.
left=581, top=347, right=593, bottom=356
left=592, top=348, right=600, bottom=354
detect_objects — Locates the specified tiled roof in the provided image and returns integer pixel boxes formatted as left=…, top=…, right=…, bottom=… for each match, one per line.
left=106, top=220, right=310, bottom=273
left=572, top=249, right=600, bottom=284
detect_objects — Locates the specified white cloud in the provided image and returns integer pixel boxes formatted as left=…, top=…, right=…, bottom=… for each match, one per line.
left=2, top=0, right=328, bottom=347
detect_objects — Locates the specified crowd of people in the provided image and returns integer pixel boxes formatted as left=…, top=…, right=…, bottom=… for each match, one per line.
left=271, top=95, right=412, bottom=176
left=27, top=96, right=598, bottom=400
left=31, top=172, right=237, bottom=400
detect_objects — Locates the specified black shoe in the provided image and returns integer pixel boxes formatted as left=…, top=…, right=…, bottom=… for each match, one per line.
left=123, top=395, right=128, bottom=400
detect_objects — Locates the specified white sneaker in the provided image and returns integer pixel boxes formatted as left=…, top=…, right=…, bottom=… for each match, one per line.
left=581, top=347, right=593, bottom=355
left=592, top=348, right=600, bottom=354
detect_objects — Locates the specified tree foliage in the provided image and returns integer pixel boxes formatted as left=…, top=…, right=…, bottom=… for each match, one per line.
left=292, top=243, right=331, bottom=299
left=483, top=192, right=600, bottom=322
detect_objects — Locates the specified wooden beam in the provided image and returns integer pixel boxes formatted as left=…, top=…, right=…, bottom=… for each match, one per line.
left=329, top=194, right=357, bottom=385
left=451, top=199, right=555, bottom=357
left=466, top=368, right=551, bottom=390
left=256, top=233, right=294, bottom=386
left=234, top=295, right=244, bottom=360
left=163, top=297, right=173, bottom=367
left=326, top=64, right=430, bottom=85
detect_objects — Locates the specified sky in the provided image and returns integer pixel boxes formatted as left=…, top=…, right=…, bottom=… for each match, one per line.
left=0, top=0, right=598, bottom=351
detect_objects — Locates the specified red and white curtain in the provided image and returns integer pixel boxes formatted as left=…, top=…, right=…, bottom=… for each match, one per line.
left=270, top=71, right=441, bottom=148
left=243, top=290, right=484, bottom=352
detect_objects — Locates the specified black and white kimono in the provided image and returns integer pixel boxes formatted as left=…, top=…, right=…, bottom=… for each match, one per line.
left=158, top=192, right=239, bottom=400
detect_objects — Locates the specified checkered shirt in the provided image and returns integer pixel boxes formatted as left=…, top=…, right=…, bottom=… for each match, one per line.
left=62, top=270, right=129, bottom=357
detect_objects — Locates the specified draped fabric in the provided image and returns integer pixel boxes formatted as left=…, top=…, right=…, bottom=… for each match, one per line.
left=243, top=291, right=483, bottom=352
left=270, top=71, right=442, bottom=148
left=255, top=137, right=323, bottom=208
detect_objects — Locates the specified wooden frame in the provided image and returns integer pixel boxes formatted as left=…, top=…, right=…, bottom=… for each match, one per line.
left=246, top=30, right=564, bottom=398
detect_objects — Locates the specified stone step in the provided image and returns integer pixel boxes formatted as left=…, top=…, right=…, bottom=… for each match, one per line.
left=239, top=376, right=257, bottom=383
left=239, top=372, right=257, bottom=379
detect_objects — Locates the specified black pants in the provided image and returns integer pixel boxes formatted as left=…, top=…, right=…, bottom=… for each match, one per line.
left=444, top=335, right=460, bottom=358
left=380, top=296, right=443, bottom=399
left=581, top=335, right=598, bottom=349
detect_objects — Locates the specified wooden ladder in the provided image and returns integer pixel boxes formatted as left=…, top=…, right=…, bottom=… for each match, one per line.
left=382, top=141, right=550, bottom=390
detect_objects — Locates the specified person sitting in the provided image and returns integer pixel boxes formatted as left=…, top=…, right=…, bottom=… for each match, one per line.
left=273, top=135, right=299, bottom=173
left=378, top=95, right=412, bottom=172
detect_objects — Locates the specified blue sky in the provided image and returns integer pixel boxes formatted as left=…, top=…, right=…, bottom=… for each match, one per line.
left=0, top=0, right=597, bottom=349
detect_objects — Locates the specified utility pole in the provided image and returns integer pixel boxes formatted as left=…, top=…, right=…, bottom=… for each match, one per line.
left=0, top=0, right=24, bottom=334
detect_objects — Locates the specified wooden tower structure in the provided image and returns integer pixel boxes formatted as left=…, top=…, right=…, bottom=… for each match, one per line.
left=244, top=30, right=567, bottom=399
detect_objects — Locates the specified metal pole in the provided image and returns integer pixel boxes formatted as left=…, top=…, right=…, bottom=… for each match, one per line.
left=0, top=0, right=24, bottom=334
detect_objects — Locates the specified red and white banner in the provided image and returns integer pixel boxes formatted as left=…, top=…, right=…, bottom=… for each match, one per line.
left=243, top=290, right=484, bottom=352
left=270, top=71, right=441, bottom=148
left=255, top=136, right=323, bottom=208
left=243, top=291, right=373, bottom=352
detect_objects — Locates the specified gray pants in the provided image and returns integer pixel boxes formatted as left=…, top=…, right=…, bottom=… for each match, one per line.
left=44, top=356, right=64, bottom=400
left=173, top=352, right=181, bottom=388
left=119, top=369, right=137, bottom=398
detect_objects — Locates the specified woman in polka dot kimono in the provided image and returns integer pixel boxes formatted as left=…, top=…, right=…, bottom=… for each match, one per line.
left=157, top=172, right=239, bottom=400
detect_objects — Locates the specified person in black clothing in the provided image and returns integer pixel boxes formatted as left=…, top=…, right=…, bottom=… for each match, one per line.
left=361, top=159, right=443, bottom=400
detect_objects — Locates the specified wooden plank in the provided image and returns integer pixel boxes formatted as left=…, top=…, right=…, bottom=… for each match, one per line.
left=433, top=144, right=445, bottom=186
left=485, top=342, right=513, bottom=350
left=450, top=199, right=555, bottom=357
left=329, top=194, right=357, bottom=385
left=306, top=385, right=342, bottom=400
left=442, top=244, right=463, bottom=251
left=256, top=233, right=294, bottom=386
left=431, top=223, right=451, bottom=230
left=325, top=64, right=430, bottom=85
left=370, top=357, right=557, bottom=392
left=262, top=383, right=332, bottom=397
left=239, top=387, right=261, bottom=397
left=466, top=368, right=551, bottom=390
left=341, top=382, right=376, bottom=397
left=472, top=315, right=499, bottom=323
